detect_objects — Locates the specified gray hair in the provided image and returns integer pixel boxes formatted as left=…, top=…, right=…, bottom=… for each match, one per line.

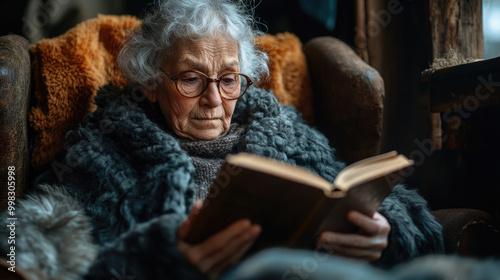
left=118, top=0, right=269, bottom=89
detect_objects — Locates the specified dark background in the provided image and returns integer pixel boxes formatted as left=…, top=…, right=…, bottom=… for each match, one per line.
left=0, top=0, right=353, bottom=46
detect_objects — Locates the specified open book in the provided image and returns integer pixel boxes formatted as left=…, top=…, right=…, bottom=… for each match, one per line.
left=184, top=151, right=413, bottom=253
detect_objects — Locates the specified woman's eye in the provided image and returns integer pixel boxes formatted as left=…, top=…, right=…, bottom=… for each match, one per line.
left=221, top=74, right=238, bottom=85
left=183, top=77, right=200, bottom=83
left=179, top=72, right=202, bottom=84
left=222, top=78, right=235, bottom=84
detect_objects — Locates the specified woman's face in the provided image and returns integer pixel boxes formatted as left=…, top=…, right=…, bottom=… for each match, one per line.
left=146, top=36, right=240, bottom=141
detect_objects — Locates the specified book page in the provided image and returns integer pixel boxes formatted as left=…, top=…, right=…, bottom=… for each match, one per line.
left=333, top=152, right=413, bottom=191
left=227, top=153, right=333, bottom=191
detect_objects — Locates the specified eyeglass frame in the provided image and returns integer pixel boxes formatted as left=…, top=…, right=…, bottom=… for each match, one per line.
left=159, top=67, right=253, bottom=100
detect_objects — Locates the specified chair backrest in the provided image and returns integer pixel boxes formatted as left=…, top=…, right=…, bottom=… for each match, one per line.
left=304, top=37, right=384, bottom=164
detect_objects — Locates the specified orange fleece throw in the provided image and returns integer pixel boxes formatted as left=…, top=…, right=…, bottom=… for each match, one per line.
left=29, top=14, right=312, bottom=169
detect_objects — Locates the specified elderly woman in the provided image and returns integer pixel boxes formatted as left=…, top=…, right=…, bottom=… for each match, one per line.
left=7, top=0, right=443, bottom=279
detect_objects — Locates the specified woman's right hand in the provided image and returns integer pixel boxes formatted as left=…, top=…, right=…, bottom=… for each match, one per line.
left=177, top=200, right=261, bottom=279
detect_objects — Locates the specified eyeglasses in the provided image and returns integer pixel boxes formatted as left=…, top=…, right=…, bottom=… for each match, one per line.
left=159, top=67, right=253, bottom=100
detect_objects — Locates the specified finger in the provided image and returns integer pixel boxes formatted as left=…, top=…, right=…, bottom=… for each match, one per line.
left=318, top=231, right=387, bottom=250
left=192, top=199, right=204, bottom=214
left=319, top=231, right=370, bottom=248
left=198, top=224, right=261, bottom=274
left=372, top=212, right=389, bottom=222
left=207, top=224, right=262, bottom=278
left=317, top=232, right=384, bottom=261
left=316, top=237, right=342, bottom=254
left=347, top=211, right=390, bottom=236
left=347, top=211, right=376, bottom=234
left=208, top=236, right=256, bottom=278
left=222, top=224, right=261, bottom=265
left=188, top=219, right=253, bottom=265
left=177, top=239, right=190, bottom=254
left=179, top=200, right=204, bottom=238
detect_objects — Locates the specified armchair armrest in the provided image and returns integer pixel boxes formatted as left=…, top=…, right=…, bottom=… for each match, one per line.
left=432, top=208, right=500, bottom=257
left=0, top=258, right=29, bottom=279
left=0, top=35, right=31, bottom=212
left=303, top=37, right=384, bottom=164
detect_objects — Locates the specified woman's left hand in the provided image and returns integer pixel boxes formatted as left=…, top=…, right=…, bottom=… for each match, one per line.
left=316, top=211, right=390, bottom=262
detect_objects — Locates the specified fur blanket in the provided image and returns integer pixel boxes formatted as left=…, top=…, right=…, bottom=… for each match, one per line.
left=30, top=15, right=140, bottom=169
left=29, top=14, right=312, bottom=169
left=0, top=185, right=98, bottom=280
left=9, top=85, right=444, bottom=279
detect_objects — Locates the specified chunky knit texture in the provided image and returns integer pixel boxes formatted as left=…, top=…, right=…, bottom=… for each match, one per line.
left=179, top=124, right=246, bottom=199
left=27, top=85, right=444, bottom=279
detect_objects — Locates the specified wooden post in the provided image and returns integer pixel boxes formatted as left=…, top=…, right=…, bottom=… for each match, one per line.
left=355, top=0, right=369, bottom=62
left=425, top=0, right=483, bottom=150
left=427, top=0, right=484, bottom=61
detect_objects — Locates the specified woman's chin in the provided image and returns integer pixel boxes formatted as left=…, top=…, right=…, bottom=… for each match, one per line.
left=178, top=128, right=227, bottom=141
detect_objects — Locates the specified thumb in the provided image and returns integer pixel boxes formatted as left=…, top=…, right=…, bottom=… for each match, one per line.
left=178, top=199, right=204, bottom=239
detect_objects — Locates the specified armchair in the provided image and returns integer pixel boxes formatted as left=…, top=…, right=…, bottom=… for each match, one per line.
left=0, top=15, right=498, bottom=279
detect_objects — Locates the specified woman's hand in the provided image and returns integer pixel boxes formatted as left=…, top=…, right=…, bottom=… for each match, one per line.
left=177, top=200, right=261, bottom=279
left=316, top=211, right=390, bottom=262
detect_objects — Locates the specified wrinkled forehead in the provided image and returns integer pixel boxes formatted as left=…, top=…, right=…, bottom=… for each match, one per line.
left=163, top=36, right=240, bottom=73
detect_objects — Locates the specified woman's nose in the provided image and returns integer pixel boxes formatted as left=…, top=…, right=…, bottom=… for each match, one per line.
left=200, top=82, right=222, bottom=107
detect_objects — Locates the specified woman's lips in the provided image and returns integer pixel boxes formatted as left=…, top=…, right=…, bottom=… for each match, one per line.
left=193, top=117, right=221, bottom=120
left=192, top=117, right=221, bottom=123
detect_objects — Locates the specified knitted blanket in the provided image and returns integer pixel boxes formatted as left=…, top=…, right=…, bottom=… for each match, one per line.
left=9, top=85, right=444, bottom=279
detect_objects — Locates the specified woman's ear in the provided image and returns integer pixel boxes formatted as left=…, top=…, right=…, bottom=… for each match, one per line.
left=144, top=88, right=158, bottom=103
